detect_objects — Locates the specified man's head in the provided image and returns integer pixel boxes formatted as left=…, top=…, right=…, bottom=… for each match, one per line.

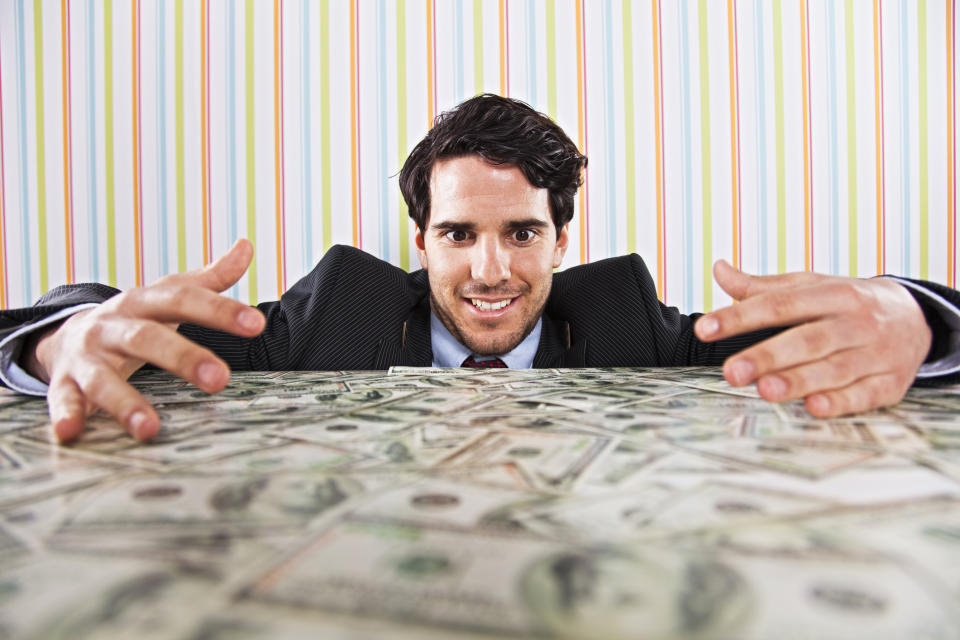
left=399, top=95, right=587, bottom=356
left=399, top=94, right=587, bottom=237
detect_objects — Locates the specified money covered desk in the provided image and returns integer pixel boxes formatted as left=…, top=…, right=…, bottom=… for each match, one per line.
left=1, top=367, right=959, bottom=639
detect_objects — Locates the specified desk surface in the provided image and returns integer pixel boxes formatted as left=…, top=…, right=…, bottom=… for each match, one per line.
left=1, top=367, right=959, bottom=638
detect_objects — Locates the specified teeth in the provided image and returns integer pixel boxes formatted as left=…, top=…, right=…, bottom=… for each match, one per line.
left=471, top=298, right=511, bottom=311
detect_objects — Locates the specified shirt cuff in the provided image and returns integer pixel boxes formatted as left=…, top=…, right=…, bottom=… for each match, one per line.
left=884, top=277, right=960, bottom=378
left=0, top=303, right=99, bottom=396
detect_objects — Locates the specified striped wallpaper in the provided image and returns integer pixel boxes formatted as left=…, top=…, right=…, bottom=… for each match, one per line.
left=0, top=0, right=956, bottom=315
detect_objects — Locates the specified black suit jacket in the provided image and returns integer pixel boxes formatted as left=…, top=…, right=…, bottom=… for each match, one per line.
left=3, top=245, right=959, bottom=380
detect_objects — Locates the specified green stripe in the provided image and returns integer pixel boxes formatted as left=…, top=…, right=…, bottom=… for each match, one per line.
left=245, top=0, right=257, bottom=303
left=473, top=0, right=483, bottom=94
left=321, top=0, right=332, bottom=252
left=622, top=0, right=636, bottom=256
left=918, top=0, right=929, bottom=279
left=698, top=0, right=712, bottom=311
left=104, top=0, right=116, bottom=287
left=32, top=0, right=48, bottom=293
left=773, top=0, right=786, bottom=275
left=396, top=0, right=409, bottom=270
left=175, top=0, right=185, bottom=272
left=845, top=0, right=858, bottom=276
left=546, top=0, right=557, bottom=120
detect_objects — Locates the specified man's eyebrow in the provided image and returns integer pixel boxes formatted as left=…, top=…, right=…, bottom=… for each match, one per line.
left=504, top=218, right=550, bottom=230
left=430, top=220, right=476, bottom=232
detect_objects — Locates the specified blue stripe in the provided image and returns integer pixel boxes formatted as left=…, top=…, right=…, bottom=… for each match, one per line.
left=156, top=0, right=169, bottom=276
left=87, top=0, right=99, bottom=282
left=15, top=0, right=31, bottom=300
left=527, top=0, right=537, bottom=106
left=899, top=0, right=911, bottom=272
left=754, top=0, right=768, bottom=275
left=680, top=0, right=694, bottom=311
left=228, top=2, right=238, bottom=299
left=604, top=0, right=616, bottom=259
left=300, top=0, right=312, bottom=273
left=828, top=1, right=840, bottom=275
left=454, top=0, right=464, bottom=100
left=378, top=0, right=390, bottom=262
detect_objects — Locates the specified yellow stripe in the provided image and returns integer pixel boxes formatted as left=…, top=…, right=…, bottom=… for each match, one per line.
left=498, top=0, right=506, bottom=95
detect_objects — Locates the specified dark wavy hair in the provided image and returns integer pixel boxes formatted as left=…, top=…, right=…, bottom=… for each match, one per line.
left=399, top=94, right=587, bottom=235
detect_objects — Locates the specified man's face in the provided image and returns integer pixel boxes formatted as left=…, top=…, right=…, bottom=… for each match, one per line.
left=415, top=155, right=569, bottom=356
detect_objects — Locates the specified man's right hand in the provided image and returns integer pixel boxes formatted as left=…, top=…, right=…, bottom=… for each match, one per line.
left=26, top=239, right=266, bottom=443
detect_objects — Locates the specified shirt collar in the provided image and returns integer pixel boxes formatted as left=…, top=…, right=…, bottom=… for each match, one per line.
left=430, top=312, right=542, bottom=369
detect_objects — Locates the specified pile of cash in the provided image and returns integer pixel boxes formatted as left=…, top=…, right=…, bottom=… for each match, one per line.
left=1, top=367, right=959, bottom=638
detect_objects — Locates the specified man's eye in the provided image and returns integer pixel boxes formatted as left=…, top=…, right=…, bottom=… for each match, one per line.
left=513, top=229, right=533, bottom=243
left=445, top=230, right=468, bottom=242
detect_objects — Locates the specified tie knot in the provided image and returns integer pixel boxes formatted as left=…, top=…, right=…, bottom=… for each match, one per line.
left=461, top=355, right=508, bottom=369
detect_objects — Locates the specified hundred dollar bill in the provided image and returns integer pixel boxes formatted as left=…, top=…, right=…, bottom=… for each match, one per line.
left=56, top=471, right=368, bottom=534
left=440, top=429, right=615, bottom=491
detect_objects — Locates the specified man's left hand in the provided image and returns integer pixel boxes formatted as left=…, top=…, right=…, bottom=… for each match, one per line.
left=694, top=260, right=932, bottom=417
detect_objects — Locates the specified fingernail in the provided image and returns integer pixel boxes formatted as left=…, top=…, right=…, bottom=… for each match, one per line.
left=198, top=361, right=225, bottom=388
left=699, top=316, right=719, bottom=337
left=761, top=375, right=787, bottom=399
left=729, top=359, right=754, bottom=385
left=808, top=394, right=830, bottom=414
left=129, top=411, right=155, bottom=440
left=238, top=308, right=263, bottom=332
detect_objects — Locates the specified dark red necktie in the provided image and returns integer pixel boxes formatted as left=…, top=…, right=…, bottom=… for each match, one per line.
left=461, top=355, right=508, bottom=368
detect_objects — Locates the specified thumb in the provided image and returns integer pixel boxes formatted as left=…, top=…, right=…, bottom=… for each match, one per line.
left=712, top=259, right=753, bottom=301
left=713, top=259, right=818, bottom=301
left=176, top=239, right=254, bottom=293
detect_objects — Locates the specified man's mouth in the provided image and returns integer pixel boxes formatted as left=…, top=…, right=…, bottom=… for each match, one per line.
left=469, top=298, right=515, bottom=312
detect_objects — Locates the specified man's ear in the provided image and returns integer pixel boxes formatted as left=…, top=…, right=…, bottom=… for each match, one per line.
left=415, top=228, right=428, bottom=270
left=553, top=224, right=570, bottom=268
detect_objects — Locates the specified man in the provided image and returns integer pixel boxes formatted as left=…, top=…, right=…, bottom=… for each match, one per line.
left=2, top=94, right=958, bottom=444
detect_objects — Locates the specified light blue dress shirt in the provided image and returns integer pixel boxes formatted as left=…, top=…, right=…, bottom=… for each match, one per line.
left=430, top=312, right=541, bottom=369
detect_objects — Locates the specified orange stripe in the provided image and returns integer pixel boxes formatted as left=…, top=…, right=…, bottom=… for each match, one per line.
left=727, top=0, right=739, bottom=273
left=873, top=0, right=883, bottom=275
left=576, top=0, right=586, bottom=265
left=949, top=0, right=956, bottom=287
left=499, top=0, right=506, bottom=96
left=274, top=0, right=283, bottom=297
left=201, top=0, right=210, bottom=265
left=350, top=0, right=358, bottom=247
left=802, top=0, right=812, bottom=271
left=427, top=0, right=434, bottom=123
left=60, top=0, right=74, bottom=284
left=131, top=0, right=142, bottom=286
left=653, top=0, right=663, bottom=297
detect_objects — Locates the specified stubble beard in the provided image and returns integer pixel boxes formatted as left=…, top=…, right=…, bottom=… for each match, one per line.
left=430, top=286, right=549, bottom=357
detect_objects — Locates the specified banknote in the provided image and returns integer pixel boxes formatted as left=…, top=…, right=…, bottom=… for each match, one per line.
left=0, top=366, right=958, bottom=638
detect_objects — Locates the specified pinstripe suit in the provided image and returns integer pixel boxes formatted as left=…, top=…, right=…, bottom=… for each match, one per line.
left=2, top=244, right=958, bottom=380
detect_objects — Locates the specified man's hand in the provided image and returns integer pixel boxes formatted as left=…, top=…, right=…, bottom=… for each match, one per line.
left=28, top=239, right=266, bottom=443
left=694, top=260, right=932, bottom=417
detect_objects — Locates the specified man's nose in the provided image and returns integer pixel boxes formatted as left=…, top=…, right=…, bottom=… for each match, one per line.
left=471, top=237, right=510, bottom=285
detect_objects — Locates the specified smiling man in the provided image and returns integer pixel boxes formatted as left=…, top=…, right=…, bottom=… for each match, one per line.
left=3, top=94, right=960, bottom=443
left=417, top=156, right=566, bottom=362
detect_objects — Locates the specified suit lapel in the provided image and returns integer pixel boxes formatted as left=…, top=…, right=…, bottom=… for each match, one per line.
left=533, top=315, right=586, bottom=368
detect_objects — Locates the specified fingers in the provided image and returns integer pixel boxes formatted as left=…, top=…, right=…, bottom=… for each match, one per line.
left=711, top=259, right=819, bottom=302
left=803, top=373, right=907, bottom=418
left=721, top=318, right=865, bottom=387
left=696, top=279, right=854, bottom=342
left=47, top=376, right=87, bottom=443
left=68, top=359, right=162, bottom=441
left=96, top=317, right=231, bottom=393
left=105, top=282, right=264, bottom=337
left=163, top=238, right=254, bottom=293
left=741, top=347, right=883, bottom=403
